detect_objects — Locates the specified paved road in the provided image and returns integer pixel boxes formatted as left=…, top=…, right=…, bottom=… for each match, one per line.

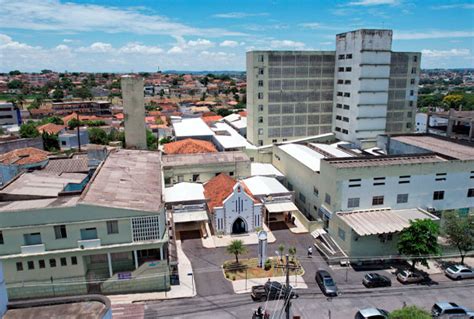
left=142, top=283, right=474, bottom=318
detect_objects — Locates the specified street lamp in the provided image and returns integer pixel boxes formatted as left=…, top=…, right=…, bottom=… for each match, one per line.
left=187, top=272, right=194, bottom=295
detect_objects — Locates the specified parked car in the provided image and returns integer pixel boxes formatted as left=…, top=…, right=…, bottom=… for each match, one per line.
left=445, top=265, right=474, bottom=280
left=431, top=302, right=474, bottom=318
left=355, top=308, right=390, bottom=319
left=251, top=281, right=298, bottom=302
left=396, top=270, right=426, bottom=284
left=315, top=269, right=338, bottom=296
left=362, top=273, right=392, bottom=288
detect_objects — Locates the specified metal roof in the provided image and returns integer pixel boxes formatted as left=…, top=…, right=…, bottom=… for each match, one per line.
left=173, top=210, right=208, bottom=223
left=265, top=202, right=299, bottom=213
left=337, top=208, right=439, bottom=236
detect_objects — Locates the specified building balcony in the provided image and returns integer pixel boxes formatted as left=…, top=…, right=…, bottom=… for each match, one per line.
left=20, top=244, right=46, bottom=255
left=78, top=238, right=101, bottom=249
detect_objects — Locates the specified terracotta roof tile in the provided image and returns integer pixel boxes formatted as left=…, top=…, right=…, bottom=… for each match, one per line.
left=37, top=123, right=66, bottom=135
left=0, top=147, right=49, bottom=166
left=202, top=115, right=223, bottom=124
left=204, top=173, right=258, bottom=211
left=163, top=138, right=217, bottom=155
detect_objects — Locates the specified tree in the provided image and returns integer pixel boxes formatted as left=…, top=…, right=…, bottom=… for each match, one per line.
left=159, top=137, right=172, bottom=144
left=73, top=87, right=93, bottom=100
left=41, top=69, right=53, bottom=74
left=389, top=305, right=431, bottom=319
left=146, top=130, right=158, bottom=150
left=9, top=70, right=21, bottom=76
left=443, top=211, right=474, bottom=264
left=442, top=94, right=463, bottom=110
left=68, top=118, right=82, bottom=130
left=52, top=89, right=64, bottom=101
left=0, top=127, right=5, bottom=135
left=397, top=219, right=440, bottom=270
left=288, top=246, right=297, bottom=262
left=278, top=244, right=285, bottom=261
left=88, top=127, right=108, bottom=145
left=42, top=132, right=59, bottom=152
left=19, top=122, right=40, bottom=138
left=43, top=116, right=64, bottom=125
left=7, top=79, right=24, bottom=90
left=226, top=240, right=247, bottom=264
left=217, top=108, right=232, bottom=117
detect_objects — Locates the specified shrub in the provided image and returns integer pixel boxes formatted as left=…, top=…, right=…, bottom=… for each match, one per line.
left=232, top=276, right=236, bottom=281
left=264, top=259, right=272, bottom=271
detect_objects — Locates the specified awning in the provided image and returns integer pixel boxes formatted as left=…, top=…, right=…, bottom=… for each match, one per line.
left=265, top=201, right=299, bottom=213
left=173, top=210, right=209, bottom=223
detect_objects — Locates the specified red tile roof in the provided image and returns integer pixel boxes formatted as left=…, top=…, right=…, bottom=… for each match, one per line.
left=62, top=112, right=103, bottom=125
left=238, top=111, right=247, bottom=117
left=204, top=173, right=258, bottom=211
left=202, top=115, right=222, bottom=124
left=0, top=147, right=49, bottom=166
left=37, top=123, right=66, bottom=135
left=163, top=138, right=217, bottom=155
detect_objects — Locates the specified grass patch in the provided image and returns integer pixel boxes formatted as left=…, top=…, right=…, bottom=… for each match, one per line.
left=223, top=256, right=304, bottom=280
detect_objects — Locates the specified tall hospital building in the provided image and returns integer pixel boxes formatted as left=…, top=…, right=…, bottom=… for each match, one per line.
left=247, top=29, right=421, bottom=146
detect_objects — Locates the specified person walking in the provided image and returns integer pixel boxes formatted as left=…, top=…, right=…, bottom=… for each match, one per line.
left=307, top=246, right=313, bottom=258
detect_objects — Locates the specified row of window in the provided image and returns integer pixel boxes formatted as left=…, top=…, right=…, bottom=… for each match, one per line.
left=337, top=79, right=351, bottom=85
left=336, top=92, right=351, bottom=97
left=335, top=127, right=349, bottom=134
left=336, top=104, right=350, bottom=110
left=338, top=67, right=352, bottom=72
left=16, top=256, right=78, bottom=271
left=1, top=221, right=119, bottom=246
left=346, top=189, right=474, bottom=208
left=347, top=174, right=464, bottom=187
left=338, top=54, right=353, bottom=60
left=335, top=115, right=349, bottom=122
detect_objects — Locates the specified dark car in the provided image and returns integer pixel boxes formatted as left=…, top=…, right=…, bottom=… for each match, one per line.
left=315, top=270, right=338, bottom=296
left=362, top=273, right=392, bottom=288
left=251, top=281, right=298, bottom=302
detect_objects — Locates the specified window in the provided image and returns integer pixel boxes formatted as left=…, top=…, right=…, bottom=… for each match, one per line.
left=336, top=103, right=342, bottom=109
left=435, top=173, right=447, bottom=181
left=71, top=256, right=78, bottom=265
left=344, top=92, right=350, bottom=97
left=409, top=101, right=413, bottom=107
left=338, top=228, right=346, bottom=241
left=54, top=225, right=67, bottom=239
left=192, top=174, right=199, bottom=182
left=372, top=196, right=384, bottom=206
left=258, top=68, right=264, bottom=75
left=27, top=261, right=35, bottom=270
left=411, top=67, right=416, bottom=74
left=467, top=188, right=474, bottom=197
left=49, top=259, right=56, bottom=267
left=336, top=115, right=342, bottom=120
left=373, top=177, right=385, bottom=186
left=343, top=117, right=349, bottom=122
left=229, top=171, right=234, bottom=176
left=299, top=193, right=306, bottom=203
left=399, top=175, right=410, bottom=184
left=410, top=90, right=414, bottom=96
left=343, top=104, right=350, bottom=110
left=313, top=186, right=319, bottom=196
left=60, top=257, right=67, bottom=266
left=257, top=92, right=264, bottom=99
left=272, top=139, right=277, bottom=143
left=345, top=80, right=351, bottom=85
left=338, top=67, right=344, bottom=72
left=258, top=55, right=264, bottom=62
left=346, top=67, right=352, bottom=72
left=258, top=140, right=263, bottom=146
left=347, top=198, right=360, bottom=208
left=413, top=55, right=418, bottom=62
left=342, top=129, right=348, bottom=134
left=61, top=141, right=67, bottom=146
left=337, top=92, right=343, bottom=96
left=335, top=127, right=341, bottom=132
left=258, top=116, right=263, bottom=123
left=80, top=228, right=98, bottom=240
left=433, top=191, right=444, bottom=200
left=24, top=233, right=42, bottom=246
left=346, top=54, right=352, bottom=59
left=406, top=123, right=412, bottom=129
left=410, top=79, right=415, bottom=85
left=258, top=104, right=264, bottom=111
left=337, top=79, right=344, bottom=84
left=0, top=231, right=3, bottom=244
left=258, top=80, right=264, bottom=87
left=39, top=260, right=45, bottom=269
left=338, top=54, right=345, bottom=60
left=397, top=194, right=409, bottom=203
left=258, top=128, right=264, bottom=135
left=107, top=221, right=119, bottom=234
left=407, top=111, right=412, bottom=118
left=325, top=193, right=331, bottom=205
left=16, top=262, right=23, bottom=271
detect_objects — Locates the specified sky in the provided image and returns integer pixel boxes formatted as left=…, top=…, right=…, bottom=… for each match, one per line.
left=0, top=0, right=473, bottom=72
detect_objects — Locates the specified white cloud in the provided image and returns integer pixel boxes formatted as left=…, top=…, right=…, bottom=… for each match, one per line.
left=348, top=0, right=398, bottom=6
left=187, top=38, right=214, bottom=48
left=219, top=40, right=239, bottom=47
left=270, top=40, right=306, bottom=49
left=431, top=3, right=474, bottom=10
left=394, top=30, right=474, bottom=40
left=77, top=42, right=113, bottom=53
left=54, top=44, right=70, bottom=51
left=62, top=39, right=74, bottom=43
left=119, top=43, right=163, bottom=54
left=0, top=0, right=243, bottom=37
left=167, top=46, right=183, bottom=54
left=421, top=48, right=470, bottom=58
left=299, top=22, right=322, bottom=29
left=213, top=12, right=268, bottom=18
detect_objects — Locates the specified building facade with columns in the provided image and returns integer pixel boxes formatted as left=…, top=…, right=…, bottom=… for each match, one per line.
left=0, top=149, right=169, bottom=300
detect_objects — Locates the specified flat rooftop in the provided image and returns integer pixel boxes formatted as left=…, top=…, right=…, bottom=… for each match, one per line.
left=172, top=117, right=214, bottom=138
left=325, top=154, right=447, bottom=169
left=164, top=182, right=205, bottom=203
left=0, top=196, right=80, bottom=212
left=162, top=151, right=249, bottom=167
left=4, top=301, right=107, bottom=319
left=211, top=122, right=255, bottom=150
left=81, top=149, right=162, bottom=212
left=251, top=163, right=284, bottom=178
left=391, top=135, right=474, bottom=160
left=243, top=176, right=289, bottom=196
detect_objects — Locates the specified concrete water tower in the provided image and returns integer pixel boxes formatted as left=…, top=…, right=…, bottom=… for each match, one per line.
left=121, top=75, right=147, bottom=150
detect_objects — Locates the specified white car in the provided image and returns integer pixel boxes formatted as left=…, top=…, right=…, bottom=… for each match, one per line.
left=355, top=308, right=389, bottom=319
left=445, top=265, right=474, bottom=280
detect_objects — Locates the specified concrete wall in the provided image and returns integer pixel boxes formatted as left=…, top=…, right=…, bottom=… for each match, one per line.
left=121, top=76, right=147, bottom=150
left=0, top=261, right=7, bottom=316
left=0, top=137, right=43, bottom=154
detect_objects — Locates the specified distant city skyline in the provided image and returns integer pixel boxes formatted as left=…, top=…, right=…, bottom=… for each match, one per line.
left=0, top=0, right=473, bottom=72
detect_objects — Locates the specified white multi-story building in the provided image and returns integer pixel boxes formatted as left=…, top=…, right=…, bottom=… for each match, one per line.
left=247, top=29, right=421, bottom=147
left=0, top=103, right=20, bottom=126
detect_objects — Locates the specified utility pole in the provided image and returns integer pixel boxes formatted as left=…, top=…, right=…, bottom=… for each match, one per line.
left=76, top=112, right=81, bottom=152
left=274, top=254, right=300, bottom=319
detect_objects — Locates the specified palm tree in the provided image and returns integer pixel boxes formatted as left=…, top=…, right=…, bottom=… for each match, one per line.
left=278, top=244, right=285, bottom=261
left=288, top=246, right=297, bottom=262
left=226, top=240, right=247, bottom=264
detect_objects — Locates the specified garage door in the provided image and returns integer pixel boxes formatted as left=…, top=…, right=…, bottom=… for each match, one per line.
left=180, top=230, right=201, bottom=241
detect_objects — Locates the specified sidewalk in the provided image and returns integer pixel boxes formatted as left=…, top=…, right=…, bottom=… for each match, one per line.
left=231, top=275, right=307, bottom=294
left=203, top=224, right=276, bottom=248
left=288, top=217, right=308, bottom=234
left=107, top=240, right=196, bottom=304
